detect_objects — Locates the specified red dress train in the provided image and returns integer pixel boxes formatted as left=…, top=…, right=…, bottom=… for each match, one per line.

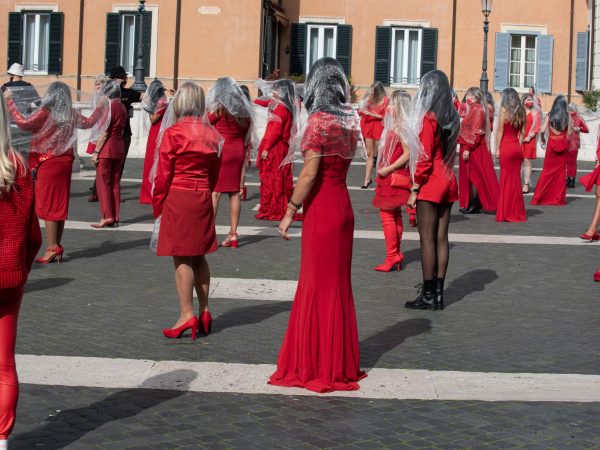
left=496, top=122, right=526, bottom=222
left=531, top=130, right=569, bottom=206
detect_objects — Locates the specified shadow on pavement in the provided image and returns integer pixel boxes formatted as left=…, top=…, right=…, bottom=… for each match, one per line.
left=65, top=238, right=150, bottom=260
left=12, top=370, right=197, bottom=450
left=25, top=277, right=75, bottom=294
left=360, top=318, right=432, bottom=368
left=445, top=268, right=498, bottom=307
left=213, top=301, right=290, bottom=334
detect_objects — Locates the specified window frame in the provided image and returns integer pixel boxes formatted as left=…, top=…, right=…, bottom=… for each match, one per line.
left=390, top=27, right=423, bottom=88
left=21, top=11, right=51, bottom=75
left=305, top=24, right=338, bottom=74
left=509, top=33, right=538, bottom=92
left=119, top=13, right=137, bottom=76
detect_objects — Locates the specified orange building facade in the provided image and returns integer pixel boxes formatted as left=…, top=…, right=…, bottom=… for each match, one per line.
left=0, top=0, right=593, bottom=110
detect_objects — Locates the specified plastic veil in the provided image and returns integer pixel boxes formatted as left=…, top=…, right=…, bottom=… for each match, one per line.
left=409, top=70, right=460, bottom=177
left=141, top=80, right=166, bottom=114
left=377, top=91, right=419, bottom=169
left=5, top=81, right=111, bottom=157
left=459, top=87, right=491, bottom=153
left=282, top=57, right=362, bottom=164
left=255, top=78, right=301, bottom=136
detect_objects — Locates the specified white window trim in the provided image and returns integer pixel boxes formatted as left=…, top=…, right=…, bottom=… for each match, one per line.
left=112, top=3, right=158, bottom=78
left=501, top=24, right=547, bottom=35
left=390, top=27, right=422, bottom=88
left=383, top=19, right=430, bottom=28
left=15, top=4, right=58, bottom=12
left=300, top=16, right=345, bottom=24
left=21, top=12, right=50, bottom=75
left=305, top=25, right=338, bottom=74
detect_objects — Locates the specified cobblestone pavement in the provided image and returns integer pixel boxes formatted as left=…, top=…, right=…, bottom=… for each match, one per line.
left=9, top=158, right=600, bottom=449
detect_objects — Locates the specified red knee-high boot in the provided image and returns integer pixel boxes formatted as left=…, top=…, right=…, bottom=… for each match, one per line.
left=375, top=210, right=403, bottom=272
left=394, top=208, right=404, bottom=259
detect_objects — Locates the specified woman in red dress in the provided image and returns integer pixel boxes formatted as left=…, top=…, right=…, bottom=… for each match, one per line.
left=578, top=130, right=600, bottom=243
left=531, top=96, right=572, bottom=206
left=86, top=74, right=108, bottom=203
left=271, top=57, right=365, bottom=393
left=458, top=87, right=499, bottom=214
left=152, top=82, right=222, bottom=340
left=566, top=104, right=589, bottom=188
left=140, top=80, right=168, bottom=204
left=0, top=94, right=42, bottom=448
left=208, top=77, right=254, bottom=248
left=495, top=88, right=527, bottom=222
left=4, top=82, right=108, bottom=263
left=359, top=81, right=388, bottom=188
left=521, top=95, right=541, bottom=194
left=372, top=90, right=413, bottom=272
left=405, top=70, right=460, bottom=311
left=255, top=79, right=297, bottom=221
left=91, top=81, right=128, bottom=228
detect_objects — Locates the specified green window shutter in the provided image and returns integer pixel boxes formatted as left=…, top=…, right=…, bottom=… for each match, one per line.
left=289, top=23, right=306, bottom=75
left=336, top=24, right=352, bottom=76
left=420, top=28, right=438, bottom=79
left=7, top=12, right=23, bottom=70
left=575, top=31, right=589, bottom=92
left=536, top=35, right=553, bottom=94
left=47, top=12, right=64, bottom=75
left=493, top=32, right=510, bottom=91
left=374, top=26, right=391, bottom=86
left=134, top=11, right=152, bottom=77
left=104, top=13, right=120, bottom=75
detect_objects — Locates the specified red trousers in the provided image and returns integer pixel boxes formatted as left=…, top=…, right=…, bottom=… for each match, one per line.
left=0, top=286, right=23, bottom=439
left=96, top=158, right=122, bottom=220
left=567, top=149, right=578, bottom=178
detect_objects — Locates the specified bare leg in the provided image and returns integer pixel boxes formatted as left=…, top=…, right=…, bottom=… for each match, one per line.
left=192, top=255, right=210, bottom=313
left=523, top=158, right=532, bottom=188
left=38, top=221, right=60, bottom=260
left=584, top=186, right=600, bottom=236
left=172, top=256, right=196, bottom=328
left=363, top=138, right=375, bottom=186
left=229, top=192, right=241, bottom=235
left=57, top=220, right=65, bottom=245
left=436, top=203, right=453, bottom=279
left=212, top=192, right=222, bottom=217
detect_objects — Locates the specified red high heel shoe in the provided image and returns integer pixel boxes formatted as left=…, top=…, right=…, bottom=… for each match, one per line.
left=579, top=232, right=600, bottom=242
left=90, top=219, right=116, bottom=229
left=221, top=233, right=238, bottom=248
left=241, top=186, right=247, bottom=201
left=36, top=246, right=64, bottom=264
left=162, top=316, right=199, bottom=340
left=199, top=311, right=212, bottom=335
left=594, top=272, right=600, bottom=282
left=374, top=254, right=404, bottom=272
left=409, top=213, right=417, bottom=228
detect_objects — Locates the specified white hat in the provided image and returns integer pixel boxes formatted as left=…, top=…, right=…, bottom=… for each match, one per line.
left=7, top=63, right=25, bottom=77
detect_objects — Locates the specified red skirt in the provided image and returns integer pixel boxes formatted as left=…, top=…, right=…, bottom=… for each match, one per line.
left=214, top=136, right=245, bottom=193
left=360, top=116, right=385, bottom=141
left=372, top=171, right=410, bottom=209
left=522, top=139, right=537, bottom=159
left=580, top=165, right=600, bottom=192
left=417, top=160, right=459, bottom=205
left=34, top=155, right=73, bottom=221
left=157, top=188, right=217, bottom=256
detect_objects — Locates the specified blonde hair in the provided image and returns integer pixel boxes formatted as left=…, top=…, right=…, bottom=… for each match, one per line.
left=389, top=89, right=412, bottom=122
left=0, top=94, right=25, bottom=193
left=173, top=82, right=205, bottom=120
left=94, top=73, right=109, bottom=86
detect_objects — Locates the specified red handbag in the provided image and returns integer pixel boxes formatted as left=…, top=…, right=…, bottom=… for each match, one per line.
left=390, top=172, right=411, bottom=189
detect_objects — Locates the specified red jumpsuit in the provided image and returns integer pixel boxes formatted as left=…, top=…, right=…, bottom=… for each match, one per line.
left=255, top=102, right=295, bottom=221
left=567, top=114, right=589, bottom=178
left=0, top=164, right=41, bottom=439
left=414, top=113, right=459, bottom=205
left=96, top=99, right=127, bottom=221
left=152, top=117, right=221, bottom=256
left=359, top=97, right=388, bottom=140
left=531, top=129, right=569, bottom=206
left=140, top=98, right=168, bottom=204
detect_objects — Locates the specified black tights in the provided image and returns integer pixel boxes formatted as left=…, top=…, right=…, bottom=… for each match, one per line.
left=416, top=200, right=453, bottom=281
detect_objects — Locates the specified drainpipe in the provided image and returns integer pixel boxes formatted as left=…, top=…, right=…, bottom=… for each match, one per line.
left=450, top=0, right=457, bottom=87
left=591, top=0, right=596, bottom=90
left=173, top=0, right=182, bottom=89
left=76, top=0, right=84, bottom=90
left=568, top=0, right=575, bottom=103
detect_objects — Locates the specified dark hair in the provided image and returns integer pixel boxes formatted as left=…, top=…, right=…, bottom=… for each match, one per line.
left=239, top=85, right=251, bottom=101
left=465, top=87, right=484, bottom=104
left=273, top=79, right=295, bottom=113
left=500, top=88, right=526, bottom=129
left=304, top=57, right=349, bottom=116
left=549, top=95, right=569, bottom=132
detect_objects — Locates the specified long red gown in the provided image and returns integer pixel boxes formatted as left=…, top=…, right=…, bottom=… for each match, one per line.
left=140, top=98, right=168, bottom=204
left=496, top=121, right=526, bottom=222
left=269, top=111, right=366, bottom=393
left=255, top=103, right=295, bottom=220
left=208, top=112, right=250, bottom=193
left=531, top=130, right=569, bottom=206
left=579, top=144, right=600, bottom=191
left=457, top=103, right=499, bottom=211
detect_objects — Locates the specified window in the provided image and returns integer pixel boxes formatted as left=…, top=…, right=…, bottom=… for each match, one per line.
left=391, top=28, right=422, bottom=85
left=104, top=12, right=152, bottom=76
left=22, top=12, right=50, bottom=73
left=509, top=34, right=536, bottom=89
left=306, top=25, right=337, bottom=73
left=120, top=14, right=136, bottom=74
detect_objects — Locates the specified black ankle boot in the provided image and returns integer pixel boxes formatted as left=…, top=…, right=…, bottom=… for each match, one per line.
left=462, top=196, right=481, bottom=214
left=434, top=278, right=445, bottom=310
left=405, top=280, right=436, bottom=310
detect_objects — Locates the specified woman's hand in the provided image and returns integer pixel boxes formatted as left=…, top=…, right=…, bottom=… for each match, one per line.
left=377, top=165, right=393, bottom=177
left=91, top=152, right=99, bottom=166
left=462, top=151, right=470, bottom=161
left=407, top=191, right=418, bottom=209
left=278, top=211, right=294, bottom=240
left=261, top=150, right=269, bottom=160
left=3, top=89, right=12, bottom=100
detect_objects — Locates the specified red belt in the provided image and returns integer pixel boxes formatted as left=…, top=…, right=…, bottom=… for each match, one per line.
left=170, top=178, right=210, bottom=191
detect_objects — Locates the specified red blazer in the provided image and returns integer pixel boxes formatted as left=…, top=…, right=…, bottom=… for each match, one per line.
left=569, top=114, right=589, bottom=151
left=7, top=98, right=101, bottom=168
left=0, top=161, right=42, bottom=289
left=458, top=103, right=486, bottom=151
left=152, top=117, right=221, bottom=218
left=99, top=99, right=128, bottom=159
left=258, top=104, right=292, bottom=153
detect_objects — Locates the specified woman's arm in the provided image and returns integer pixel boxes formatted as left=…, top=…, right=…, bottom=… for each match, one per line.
left=91, top=132, right=108, bottom=166
left=495, top=110, right=505, bottom=158
left=578, top=117, right=589, bottom=134
left=4, top=92, right=48, bottom=131
left=152, top=130, right=177, bottom=218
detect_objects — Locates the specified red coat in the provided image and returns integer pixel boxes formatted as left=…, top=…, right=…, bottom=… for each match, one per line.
left=7, top=98, right=101, bottom=168
left=414, top=112, right=459, bottom=205
left=0, top=162, right=41, bottom=288
left=99, top=99, right=128, bottom=159
left=569, top=114, right=589, bottom=151
left=152, top=117, right=221, bottom=218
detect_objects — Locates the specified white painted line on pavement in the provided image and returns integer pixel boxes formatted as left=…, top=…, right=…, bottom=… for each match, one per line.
left=15, top=355, right=600, bottom=403
left=49, top=220, right=594, bottom=246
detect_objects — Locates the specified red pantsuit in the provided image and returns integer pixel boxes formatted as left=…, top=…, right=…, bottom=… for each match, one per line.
left=152, top=117, right=221, bottom=256
left=140, top=99, right=168, bottom=204
left=359, top=97, right=388, bottom=140
left=414, top=113, right=459, bottom=205
left=567, top=114, right=589, bottom=178
left=531, top=131, right=569, bottom=206
left=496, top=122, right=526, bottom=222
left=458, top=103, right=499, bottom=211
left=96, top=99, right=127, bottom=220
left=0, top=165, right=41, bottom=439
left=255, top=103, right=294, bottom=221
